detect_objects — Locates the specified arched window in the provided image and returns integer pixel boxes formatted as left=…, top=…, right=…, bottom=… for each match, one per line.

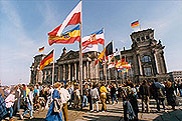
left=144, top=67, right=152, bottom=76
left=141, top=37, right=145, bottom=41
left=146, top=36, right=150, bottom=39
left=141, top=55, right=151, bottom=62
left=136, top=38, right=140, bottom=42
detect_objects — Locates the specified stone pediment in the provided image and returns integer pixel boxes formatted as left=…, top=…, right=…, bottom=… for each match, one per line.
left=57, top=50, right=79, bottom=62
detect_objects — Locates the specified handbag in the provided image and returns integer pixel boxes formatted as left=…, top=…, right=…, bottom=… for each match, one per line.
left=53, top=99, right=63, bottom=113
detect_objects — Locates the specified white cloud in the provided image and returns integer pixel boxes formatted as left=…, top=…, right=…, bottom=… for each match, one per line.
left=37, top=1, right=60, bottom=29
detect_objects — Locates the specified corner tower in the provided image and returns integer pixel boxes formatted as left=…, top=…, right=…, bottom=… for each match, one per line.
left=130, top=29, right=168, bottom=82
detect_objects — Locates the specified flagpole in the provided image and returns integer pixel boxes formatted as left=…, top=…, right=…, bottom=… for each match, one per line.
left=52, top=49, right=55, bottom=85
left=138, top=19, right=141, bottom=30
left=113, top=41, right=117, bottom=82
left=119, top=48, right=123, bottom=84
left=79, top=0, right=83, bottom=96
left=103, top=28, right=107, bottom=84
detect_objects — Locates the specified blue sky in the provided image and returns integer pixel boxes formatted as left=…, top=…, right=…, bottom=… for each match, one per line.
left=0, top=0, right=182, bottom=86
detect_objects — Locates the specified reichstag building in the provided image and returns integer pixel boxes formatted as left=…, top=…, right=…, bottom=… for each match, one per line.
left=30, top=28, right=169, bottom=85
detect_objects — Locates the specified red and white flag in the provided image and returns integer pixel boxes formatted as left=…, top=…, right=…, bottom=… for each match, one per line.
left=56, top=1, right=82, bottom=36
left=82, top=35, right=98, bottom=53
left=82, top=44, right=98, bottom=53
left=82, top=28, right=104, bottom=47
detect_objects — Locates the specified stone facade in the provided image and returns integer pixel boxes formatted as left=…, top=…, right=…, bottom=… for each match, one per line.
left=128, top=29, right=169, bottom=83
left=30, top=48, right=100, bottom=84
left=169, top=71, right=182, bottom=82
left=30, top=28, right=169, bottom=84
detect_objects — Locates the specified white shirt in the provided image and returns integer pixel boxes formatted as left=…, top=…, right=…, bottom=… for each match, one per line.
left=49, top=87, right=54, bottom=97
left=28, top=91, right=34, bottom=105
left=60, top=88, right=70, bottom=103
left=5, top=93, right=15, bottom=108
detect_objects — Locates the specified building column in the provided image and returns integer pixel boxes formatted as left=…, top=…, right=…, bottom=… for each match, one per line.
left=137, top=55, right=143, bottom=75
left=83, top=62, right=86, bottom=80
left=87, top=61, right=90, bottom=80
left=48, top=70, right=51, bottom=84
left=154, top=52, right=159, bottom=74
left=90, top=59, right=99, bottom=80
left=74, top=63, right=77, bottom=81
left=44, top=71, right=47, bottom=82
left=38, top=70, right=43, bottom=83
left=60, top=65, right=63, bottom=81
left=133, top=55, right=139, bottom=76
left=68, top=64, right=71, bottom=81
left=78, top=63, right=80, bottom=81
left=160, top=52, right=167, bottom=74
left=156, top=53, right=162, bottom=74
left=57, top=65, right=61, bottom=81
left=63, top=64, right=65, bottom=80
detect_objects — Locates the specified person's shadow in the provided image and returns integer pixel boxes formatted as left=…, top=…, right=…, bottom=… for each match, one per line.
left=153, top=109, right=182, bottom=121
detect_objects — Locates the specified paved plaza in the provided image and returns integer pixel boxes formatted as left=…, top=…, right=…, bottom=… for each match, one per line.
left=3, top=99, right=182, bottom=121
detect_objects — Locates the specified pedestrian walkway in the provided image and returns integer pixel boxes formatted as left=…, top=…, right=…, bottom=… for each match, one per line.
left=3, top=99, right=182, bottom=121
left=76, top=102, right=123, bottom=121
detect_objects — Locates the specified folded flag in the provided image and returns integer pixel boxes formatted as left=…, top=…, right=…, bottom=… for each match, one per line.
left=117, top=68, right=128, bottom=72
left=131, top=20, right=139, bottom=28
left=107, top=54, right=114, bottom=64
left=96, top=41, right=113, bottom=64
left=82, top=29, right=104, bottom=47
left=115, top=60, right=122, bottom=68
left=98, top=48, right=106, bottom=61
left=122, top=63, right=131, bottom=69
left=108, top=62, right=115, bottom=69
left=48, top=25, right=81, bottom=45
left=39, top=50, right=54, bottom=70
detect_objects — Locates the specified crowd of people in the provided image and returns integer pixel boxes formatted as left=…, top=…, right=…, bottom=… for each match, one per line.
left=0, top=79, right=182, bottom=121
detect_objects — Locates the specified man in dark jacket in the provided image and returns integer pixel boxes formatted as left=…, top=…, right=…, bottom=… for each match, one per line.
left=151, top=79, right=165, bottom=112
left=139, top=80, right=150, bottom=113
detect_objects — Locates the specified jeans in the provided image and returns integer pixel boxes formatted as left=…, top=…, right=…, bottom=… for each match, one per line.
left=180, top=89, right=182, bottom=96
left=111, top=94, right=118, bottom=104
left=8, top=106, right=13, bottom=118
left=156, top=98, right=165, bottom=111
left=17, top=98, right=20, bottom=112
left=22, top=102, right=33, bottom=117
left=82, top=95, right=88, bottom=107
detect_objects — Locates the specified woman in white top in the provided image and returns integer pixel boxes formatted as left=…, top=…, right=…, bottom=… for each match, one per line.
left=5, top=89, right=16, bottom=120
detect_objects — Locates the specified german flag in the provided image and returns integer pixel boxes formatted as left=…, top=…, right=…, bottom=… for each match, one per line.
left=38, top=46, right=44, bottom=52
left=39, top=50, right=54, bottom=70
left=131, top=20, right=139, bottom=28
